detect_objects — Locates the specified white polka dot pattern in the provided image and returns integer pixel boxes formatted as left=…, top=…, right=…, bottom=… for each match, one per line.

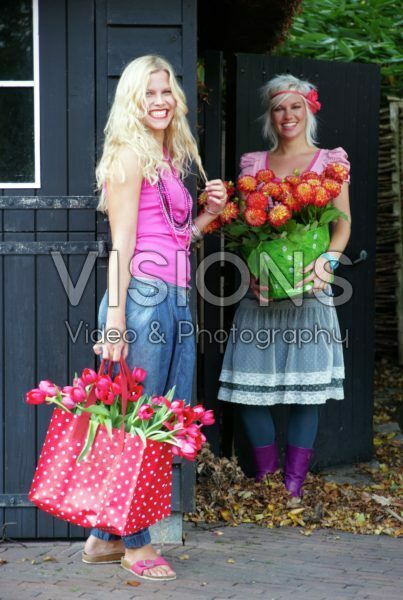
left=28, top=409, right=173, bottom=535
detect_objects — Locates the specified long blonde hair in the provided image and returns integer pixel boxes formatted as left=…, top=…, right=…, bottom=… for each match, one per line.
left=96, top=55, right=206, bottom=213
left=261, top=74, right=319, bottom=151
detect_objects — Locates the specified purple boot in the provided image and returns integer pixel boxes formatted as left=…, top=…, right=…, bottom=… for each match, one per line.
left=252, top=442, right=279, bottom=482
left=284, top=444, right=314, bottom=497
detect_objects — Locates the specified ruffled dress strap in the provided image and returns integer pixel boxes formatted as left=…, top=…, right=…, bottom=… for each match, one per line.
left=322, top=147, right=351, bottom=183
left=239, top=151, right=267, bottom=177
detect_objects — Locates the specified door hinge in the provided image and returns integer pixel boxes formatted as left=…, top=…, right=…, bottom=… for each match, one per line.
left=0, top=494, right=32, bottom=508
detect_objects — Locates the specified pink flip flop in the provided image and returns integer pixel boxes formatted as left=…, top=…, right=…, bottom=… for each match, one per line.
left=121, top=556, right=177, bottom=581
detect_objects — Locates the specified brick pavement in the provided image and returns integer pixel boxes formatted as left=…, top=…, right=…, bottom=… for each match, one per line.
left=0, top=523, right=402, bottom=600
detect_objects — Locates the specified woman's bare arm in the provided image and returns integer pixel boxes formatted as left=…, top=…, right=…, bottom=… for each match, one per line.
left=298, top=182, right=352, bottom=290
left=328, top=181, right=352, bottom=257
left=100, top=147, right=143, bottom=361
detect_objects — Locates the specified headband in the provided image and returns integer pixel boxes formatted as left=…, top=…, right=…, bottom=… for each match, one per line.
left=271, top=89, right=321, bottom=114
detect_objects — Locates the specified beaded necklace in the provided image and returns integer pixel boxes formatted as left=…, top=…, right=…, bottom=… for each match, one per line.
left=156, top=160, right=193, bottom=250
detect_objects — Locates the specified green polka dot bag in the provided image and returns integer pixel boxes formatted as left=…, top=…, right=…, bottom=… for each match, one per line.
left=246, top=224, right=332, bottom=300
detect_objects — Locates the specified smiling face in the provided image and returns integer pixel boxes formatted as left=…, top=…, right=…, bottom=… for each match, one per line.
left=270, top=93, right=307, bottom=141
left=142, top=70, right=176, bottom=138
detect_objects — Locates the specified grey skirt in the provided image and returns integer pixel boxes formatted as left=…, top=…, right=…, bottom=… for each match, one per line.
left=218, top=286, right=345, bottom=406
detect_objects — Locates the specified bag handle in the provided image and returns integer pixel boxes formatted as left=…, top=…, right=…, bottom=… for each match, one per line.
left=116, top=357, right=129, bottom=452
left=73, top=356, right=132, bottom=451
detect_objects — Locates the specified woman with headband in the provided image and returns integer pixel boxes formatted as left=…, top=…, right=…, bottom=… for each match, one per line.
left=218, top=74, right=351, bottom=502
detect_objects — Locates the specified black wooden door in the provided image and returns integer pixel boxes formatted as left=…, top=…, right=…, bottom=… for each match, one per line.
left=0, top=0, right=197, bottom=539
left=201, top=53, right=380, bottom=470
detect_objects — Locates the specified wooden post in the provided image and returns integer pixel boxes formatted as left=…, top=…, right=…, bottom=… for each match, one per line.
left=390, top=102, right=403, bottom=364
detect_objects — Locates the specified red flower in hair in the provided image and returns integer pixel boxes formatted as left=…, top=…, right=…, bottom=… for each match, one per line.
left=305, top=89, right=321, bottom=114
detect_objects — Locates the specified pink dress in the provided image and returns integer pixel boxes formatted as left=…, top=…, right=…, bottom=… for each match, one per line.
left=239, top=146, right=351, bottom=184
left=217, top=147, right=351, bottom=406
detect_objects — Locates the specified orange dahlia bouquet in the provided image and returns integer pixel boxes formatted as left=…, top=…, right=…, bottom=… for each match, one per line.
left=199, top=164, right=349, bottom=299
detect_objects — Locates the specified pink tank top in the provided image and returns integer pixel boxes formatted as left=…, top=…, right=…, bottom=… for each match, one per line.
left=130, top=167, right=192, bottom=288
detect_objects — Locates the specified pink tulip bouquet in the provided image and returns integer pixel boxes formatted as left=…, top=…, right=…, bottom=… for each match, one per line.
left=26, top=361, right=214, bottom=462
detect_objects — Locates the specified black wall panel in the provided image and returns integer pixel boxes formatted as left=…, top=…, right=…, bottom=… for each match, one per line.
left=0, top=0, right=197, bottom=538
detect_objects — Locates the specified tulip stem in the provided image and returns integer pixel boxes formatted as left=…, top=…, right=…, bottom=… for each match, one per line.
left=47, top=397, right=73, bottom=414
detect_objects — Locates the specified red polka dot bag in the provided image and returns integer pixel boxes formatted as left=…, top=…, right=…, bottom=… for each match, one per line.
left=27, top=358, right=214, bottom=535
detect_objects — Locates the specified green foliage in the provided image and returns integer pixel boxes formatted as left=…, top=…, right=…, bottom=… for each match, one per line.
left=275, top=0, right=402, bottom=97
left=319, top=207, right=349, bottom=225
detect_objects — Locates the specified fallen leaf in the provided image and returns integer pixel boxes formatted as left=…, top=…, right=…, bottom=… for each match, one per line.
left=227, top=558, right=235, bottom=564
left=31, top=560, right=36, bottom=565
left=289, top=508, right=306, bottom=515
left=371, top=494, right=392, bottom=506
left=178, top=554, right=189, bottom=560
left=280, top=519, right=292, bottom=526
left=42, top=556, right=57, bottom=562
left=385, top=508, right=403, bottom=524
left=0, top=559, right=7, bottom=566
left=220, top=509, right=231, bottom=522
left=126, top=580, right=141, bottom=587
left=288, top=512, right=306, bottom=526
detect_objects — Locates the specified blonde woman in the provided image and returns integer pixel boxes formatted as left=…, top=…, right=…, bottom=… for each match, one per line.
left=82, top=55, right=226, bottom=581
left=218, top=74, right=351, bottom=500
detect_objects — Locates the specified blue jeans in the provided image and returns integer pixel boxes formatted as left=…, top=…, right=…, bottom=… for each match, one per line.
left=91, top=276, right=195, bottom=548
